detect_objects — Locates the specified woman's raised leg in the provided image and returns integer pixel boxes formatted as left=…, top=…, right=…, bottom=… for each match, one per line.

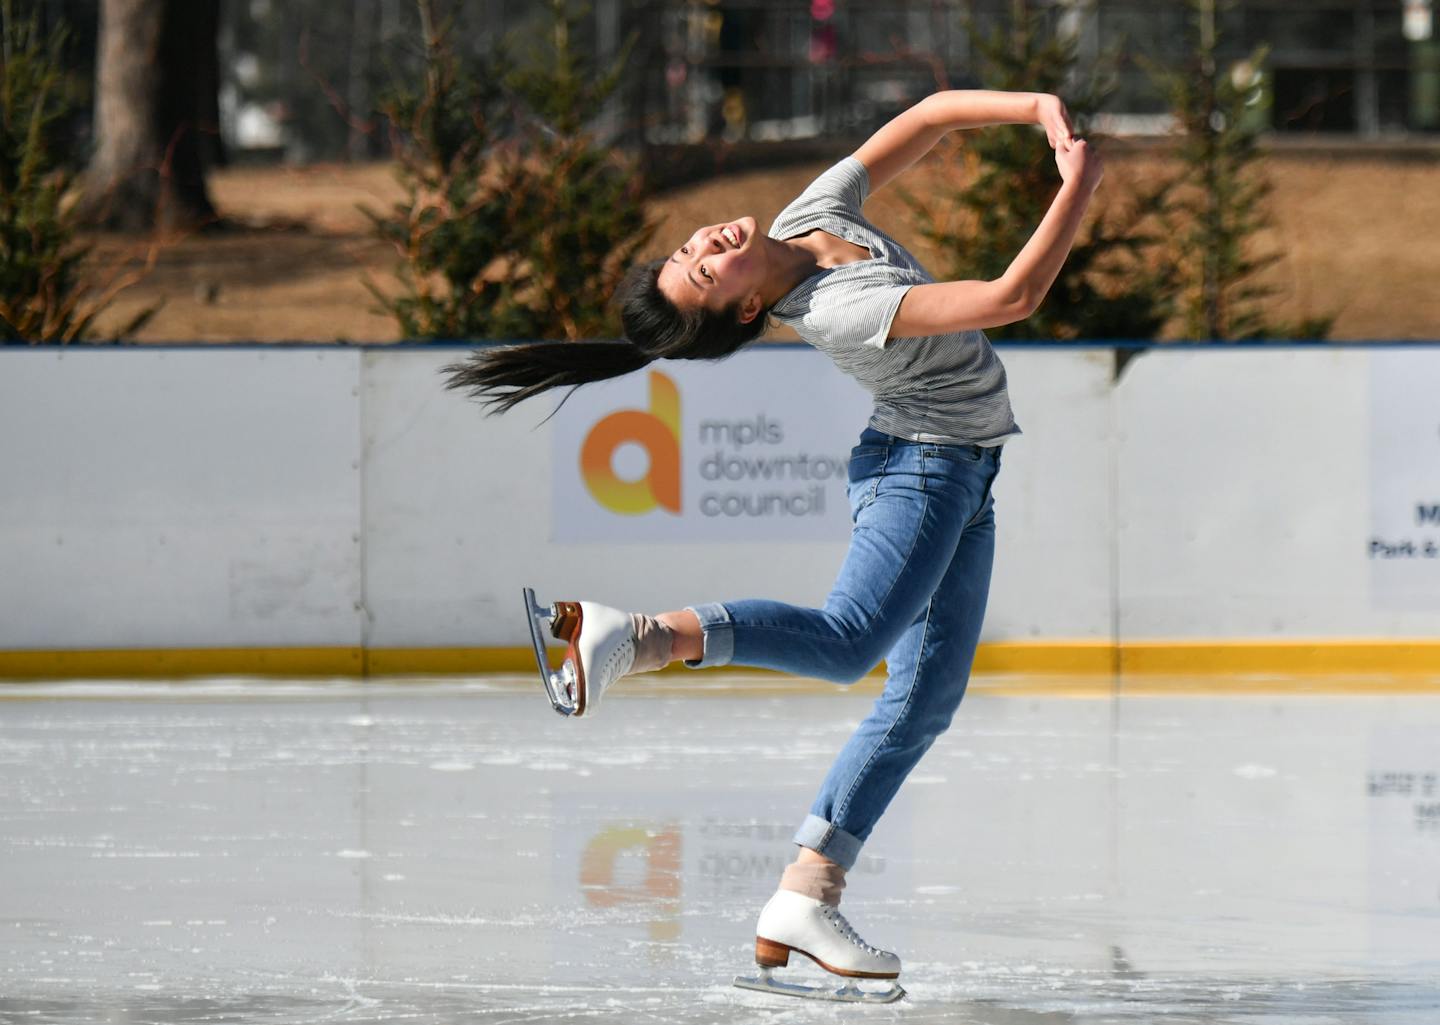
left=681, top=439, right=993, bottom=684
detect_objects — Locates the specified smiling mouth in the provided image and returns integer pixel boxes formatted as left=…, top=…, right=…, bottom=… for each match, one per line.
left=721, top=225, right=742, bottom=248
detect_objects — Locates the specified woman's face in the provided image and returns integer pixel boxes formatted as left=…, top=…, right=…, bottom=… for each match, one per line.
left=656, top=216, right=764, bottom=319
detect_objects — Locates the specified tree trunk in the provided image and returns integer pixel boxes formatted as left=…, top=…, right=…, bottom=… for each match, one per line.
left=189, top=0, right=226, bottom=171
left=75, top=0, right=220, bottom=232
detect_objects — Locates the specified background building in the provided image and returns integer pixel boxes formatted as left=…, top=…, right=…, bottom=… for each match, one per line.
left=20, top=0, right=1440, bottom=168
left=632, top=0, right=1440, bottom=146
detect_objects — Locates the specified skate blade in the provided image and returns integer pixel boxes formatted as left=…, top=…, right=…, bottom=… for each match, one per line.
left=521, top=587, right=580, bottom=717
left=733, top=971, right=905, bottom=1004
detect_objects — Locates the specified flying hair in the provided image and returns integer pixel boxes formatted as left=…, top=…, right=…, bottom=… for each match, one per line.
left=441, top=259, right=770, bottom=415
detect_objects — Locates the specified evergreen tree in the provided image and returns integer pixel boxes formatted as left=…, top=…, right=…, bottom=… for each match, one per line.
left=367, top=0, right=652, bottom=341
left=1150, top=0, right=1332, bottom=340
left=0, top=2, right=152, bottom=342
left=364, top=2, right=531, bottom=340
left=506, top=0, right=653, bottom=340
left=904, top=5, right=1177, bottom=341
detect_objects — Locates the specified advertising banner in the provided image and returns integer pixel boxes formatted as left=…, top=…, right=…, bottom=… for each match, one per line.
left=550, top=349, right=873, bottom=542
left=1369, top=351, right=1440, bottom=608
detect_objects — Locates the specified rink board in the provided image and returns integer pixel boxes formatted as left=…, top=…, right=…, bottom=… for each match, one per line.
left=1, top=343, right=1438, bottom=677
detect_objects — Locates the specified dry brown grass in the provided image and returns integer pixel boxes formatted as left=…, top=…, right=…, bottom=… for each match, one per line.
left=86, top=150, right=1440, bottom=343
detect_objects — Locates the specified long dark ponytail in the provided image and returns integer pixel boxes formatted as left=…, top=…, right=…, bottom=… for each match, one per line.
left=441, top=258, right=770, bottom=414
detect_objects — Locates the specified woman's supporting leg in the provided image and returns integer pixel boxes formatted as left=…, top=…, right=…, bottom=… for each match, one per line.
left=670, top=434, right=999, bottom=869
left=638, top=434, right=999, bottom=874
left=795, top=494, right=995, bottom=868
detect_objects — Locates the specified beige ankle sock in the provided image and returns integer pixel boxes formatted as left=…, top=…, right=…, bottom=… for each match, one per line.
left=779, top=860, right=847, bottom=906
left=628, top=614, right=674, bottom=674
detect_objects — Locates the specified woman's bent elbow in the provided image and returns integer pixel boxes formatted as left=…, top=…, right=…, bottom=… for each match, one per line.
left=986, top=279, right=1036, bottom=326
left=1004, top=297, right=1038, bottom=325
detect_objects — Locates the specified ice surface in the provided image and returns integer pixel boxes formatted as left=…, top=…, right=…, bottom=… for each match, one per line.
left=1, top=676, right=1438, bottom=1024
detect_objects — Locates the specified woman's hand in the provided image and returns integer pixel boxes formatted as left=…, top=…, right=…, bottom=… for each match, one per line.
left=1035, top=93, right=1073, bottom=149
left=1055, top=137, right=1104, bottom=192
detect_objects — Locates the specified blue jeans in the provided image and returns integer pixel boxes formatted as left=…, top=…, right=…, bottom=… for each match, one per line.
left=687, top=427, right=1000, bottom=871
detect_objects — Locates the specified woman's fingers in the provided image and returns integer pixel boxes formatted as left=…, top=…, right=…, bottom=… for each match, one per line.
left=1056, top=137, right=1103, bottom=190
left=1039, top=96, right=1073, bottom=150
left=1054, top=137, right=1095, bottom=183
left=1055, top=108, right=1074, bottom=147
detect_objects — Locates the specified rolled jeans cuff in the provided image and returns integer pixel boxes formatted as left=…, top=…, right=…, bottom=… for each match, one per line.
left=793, top=814, right=863, bottom=872
left=683, top=602, right=733, bottom=669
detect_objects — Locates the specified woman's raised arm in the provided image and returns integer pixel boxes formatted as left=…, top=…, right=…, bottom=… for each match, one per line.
left=853, top=90, right=1073, bottom=194
left=887, top=138, right=1104, bottom=339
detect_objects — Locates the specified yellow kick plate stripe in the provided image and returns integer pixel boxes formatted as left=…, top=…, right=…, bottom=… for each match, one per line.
left=0, top=640, right=1437, bottom=688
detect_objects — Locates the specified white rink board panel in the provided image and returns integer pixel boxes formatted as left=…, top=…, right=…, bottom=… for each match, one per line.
left=0, top=349, right=364, bottom=649
left=360, top=347, right=1115, bottom=648
left=1115, top=347, right=1440, bottom=638
left=985, top=348, right=1114, bottom=640
left=4, top=344, right=1439, bottom=655
left=1370, top=350, right=1440, bottom=609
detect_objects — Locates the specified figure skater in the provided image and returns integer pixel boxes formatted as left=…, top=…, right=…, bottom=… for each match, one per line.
left=445, top=88, right=1101, bottom=1002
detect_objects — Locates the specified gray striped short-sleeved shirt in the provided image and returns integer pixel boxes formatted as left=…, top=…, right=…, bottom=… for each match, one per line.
left=769, top=157, right=1020, bottom=447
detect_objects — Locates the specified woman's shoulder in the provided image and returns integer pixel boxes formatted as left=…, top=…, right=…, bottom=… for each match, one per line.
left=770, top=157, right=871, bottom=238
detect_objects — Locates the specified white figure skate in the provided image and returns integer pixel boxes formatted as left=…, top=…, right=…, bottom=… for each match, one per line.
left=522, top=588, right=635, bottom=717
left=733, top=889, right=905, bottom=1004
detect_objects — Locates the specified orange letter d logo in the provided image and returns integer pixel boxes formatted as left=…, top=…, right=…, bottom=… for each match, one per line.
left=580, top=371, right=681, bottom=515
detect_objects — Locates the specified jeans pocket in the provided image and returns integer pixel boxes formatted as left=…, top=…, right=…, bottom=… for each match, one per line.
left=848, top=447, right=889, bottom=479
left=922, top=444, right=984, bottom=464
left=847, top=448, right=887, bottom=518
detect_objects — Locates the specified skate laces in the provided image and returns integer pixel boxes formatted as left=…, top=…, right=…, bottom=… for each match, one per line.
left=592, top=636, right=635, bottom=696
left=820, top=905, right=883, bottom=956
left=601, top=637, right=634, bottom=683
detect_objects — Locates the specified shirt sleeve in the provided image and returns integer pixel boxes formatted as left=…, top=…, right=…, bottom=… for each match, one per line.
left=802, top=156, right=870, bottom=212
left=772, top=158, right=871, bottom=238
left=799, top=278, right=913, bottom=351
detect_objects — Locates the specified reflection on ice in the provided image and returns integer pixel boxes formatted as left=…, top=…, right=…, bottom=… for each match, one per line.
left=1, top=677, right=1438, bottom=1024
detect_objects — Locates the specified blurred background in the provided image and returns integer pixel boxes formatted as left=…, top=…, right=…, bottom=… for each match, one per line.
left=1, top=0, right=1438, bottom=343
